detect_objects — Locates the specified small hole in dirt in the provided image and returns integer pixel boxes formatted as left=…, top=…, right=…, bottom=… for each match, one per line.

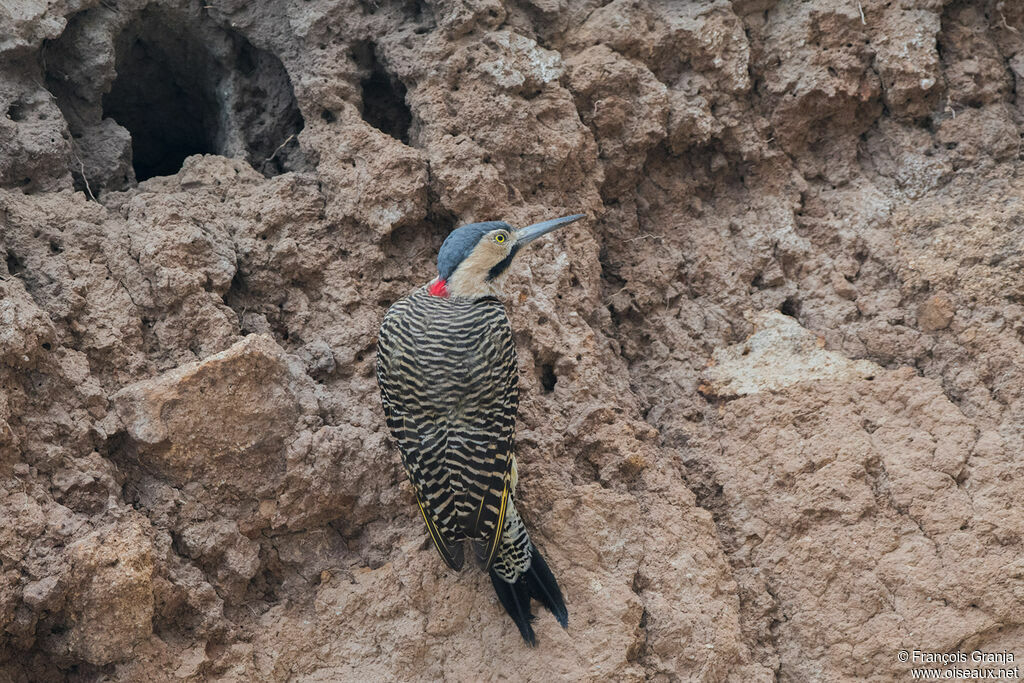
left=49, top=240, right=62, bottom=254
left=540, top=363, right=557, bottom=392
left=321, top=109, right=336, bottom=123
left=537, top=315, right=548, bottom=325
left=865, top=375, right=875, bottom=381
left=42, top=342, right=51, bottom=350
left=7, top=100, right=27, bottom=122
left=353, top=41, right=412, bottom=143
left=6, top=251, right=25, bottom=276
left=779, top=297, right=801, bottom=318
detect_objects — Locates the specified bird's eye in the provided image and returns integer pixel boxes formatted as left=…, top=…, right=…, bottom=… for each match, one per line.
left=495, top=232, right=507, bottom=243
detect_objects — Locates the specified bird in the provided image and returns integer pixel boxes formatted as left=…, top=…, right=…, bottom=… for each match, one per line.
left=376, top=213, right=585, bottom=644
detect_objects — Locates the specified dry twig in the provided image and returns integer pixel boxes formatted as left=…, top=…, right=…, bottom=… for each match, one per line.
left=72, top=147, right=97, bottom=201
left=265, top=134, right=296, bottom=165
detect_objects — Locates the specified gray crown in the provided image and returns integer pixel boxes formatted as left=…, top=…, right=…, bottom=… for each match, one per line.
left=437, top=221, right=511, bottom=280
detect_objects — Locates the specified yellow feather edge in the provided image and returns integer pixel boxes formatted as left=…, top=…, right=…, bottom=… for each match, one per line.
left=416, top=497, right=461, bottom=570
left=483, top=483, right=509, bottom=570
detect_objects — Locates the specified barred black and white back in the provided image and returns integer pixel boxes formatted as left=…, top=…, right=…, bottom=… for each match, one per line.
left=376, top=285, right=568, bottom=643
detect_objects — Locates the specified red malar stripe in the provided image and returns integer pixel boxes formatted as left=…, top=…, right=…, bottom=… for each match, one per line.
left=428, top=279, right=449, bottom=297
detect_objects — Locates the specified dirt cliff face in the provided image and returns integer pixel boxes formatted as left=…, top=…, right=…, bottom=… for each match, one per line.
left=1, top=0, right=1023, bottom=680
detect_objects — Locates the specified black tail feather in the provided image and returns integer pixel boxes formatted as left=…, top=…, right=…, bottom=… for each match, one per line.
left=522, top=550, right=568, bottom=628
left=489, top=546, right=568, bottom=644
left=490, top=570, right=537, bottom=645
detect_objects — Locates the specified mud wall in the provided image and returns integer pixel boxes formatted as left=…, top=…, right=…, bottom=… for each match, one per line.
left=1, top=0, right=1023, bottom=680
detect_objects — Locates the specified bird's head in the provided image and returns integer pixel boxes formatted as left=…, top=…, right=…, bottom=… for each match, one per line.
left=429, top=214, right=586, bottom=298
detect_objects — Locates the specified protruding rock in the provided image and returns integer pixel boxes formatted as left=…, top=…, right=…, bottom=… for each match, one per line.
left=918, top=292, right=955, bottom=331
left=702, top=311, right=881, bottom=397
left=21, top=575, right=64, bottom=610
left=565, top=45, right=668, bottom=199
left=113, top=334, right=318, bottom=495
left=0, top=276, right=56, bottom=368
left=176, top=520, right=260, bottom=601
left=63, top=515, right=155, bottom=666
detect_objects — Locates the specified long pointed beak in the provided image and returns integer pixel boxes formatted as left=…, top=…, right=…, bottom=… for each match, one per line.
left=515, top=213, right=586, bottom=246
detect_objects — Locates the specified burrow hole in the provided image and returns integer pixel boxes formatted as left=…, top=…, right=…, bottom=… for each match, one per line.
left=51, top=7, right=306, bottom=184
left=6, top=251, right=25, bottom=276
left=353, top=41, right=412, bottom=143
left=102, top=19, right=216, bottom=181
left=780, top=296, right=801, bottom=318
left=6, top=99, right=27, bottom=122
left=539, top=362, right=557, bottom=393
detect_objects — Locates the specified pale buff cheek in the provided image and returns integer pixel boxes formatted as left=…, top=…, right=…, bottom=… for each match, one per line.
left=447, top=240, right=513, bottom=297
